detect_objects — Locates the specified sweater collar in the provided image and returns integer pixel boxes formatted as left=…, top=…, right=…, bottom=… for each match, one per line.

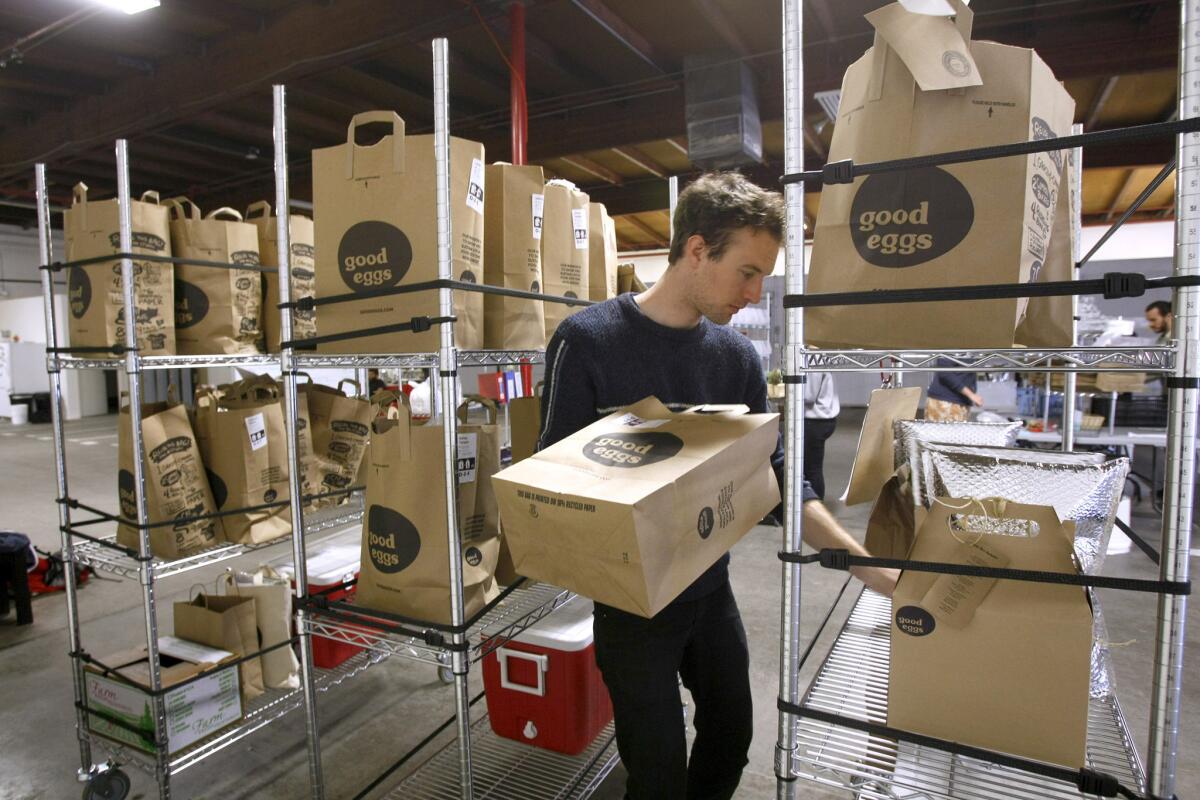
left=617, top=292, right=709, bottom=344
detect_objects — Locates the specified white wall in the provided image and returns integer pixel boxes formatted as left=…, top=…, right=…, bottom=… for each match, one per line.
left=0, top=224, right=64, bottom=300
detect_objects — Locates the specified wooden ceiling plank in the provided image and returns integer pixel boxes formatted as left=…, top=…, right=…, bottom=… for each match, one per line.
left=492, top=14, right=607, bottom=88
left=568, top=0, right=671, bottom=73
left=1084, top=75, right=1119, bottom=131
left=352, top=60, right=491, bottom=118
left=167, top=0, right=269, bottom=34
left=612, top=145, right=669, bottom=179
left=623, top=213, right=669, bottom=247
left=689, top=0, right=751, bottom=57
left=666, top=136, right=689, bottom=157
left=561, top=154, right=624, bottom=185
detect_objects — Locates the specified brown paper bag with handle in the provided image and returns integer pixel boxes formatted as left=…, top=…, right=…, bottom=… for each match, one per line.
left=194, top=376, right=291, bottom=544
left=245, top=200, right=316, bottom=351
left=221, top=569, right=299, bottom=690
left=174, top=593, right=265, bottom=703
left=305, top=379, right=373, bottom=503
left=1015, top=148, right=1076, bottom=347
left=588, top=202, right=618, bottom=301
left=311, top=111, right=485, bottom=352
left=542, top=180, right=590, bottom=338
left=117, top=391, right=224, bottom=559
left=617, top=263, right=647, bottom=294
left=64, top=183, right=175, bottom=355
left=508, top=380, right=544, bottom=465
left=805, top=0, right=1075, bottom=349
left=165, top=198, right=264, bottom=354
left=842, top=387, right=921, bottom=506
left=357, top=399, right=500, bottom=624
left=483, top=163, right=546, bottom=349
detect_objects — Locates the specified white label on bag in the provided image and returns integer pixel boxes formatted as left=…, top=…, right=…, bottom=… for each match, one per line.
left=618, top=413, right=669, bottom=429
left=466, top=158, right=485, bottom=214
left=245, top=412, right=267, bottom=451
left=531, top=194, right=544, bottom=240
left=572, top=207, right=589, bottom=249
left=456, top=432, right=478, bottom=483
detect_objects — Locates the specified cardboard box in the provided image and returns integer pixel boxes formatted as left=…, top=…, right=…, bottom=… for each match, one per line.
left=312, top=111, right=485, bottom=353
left=492, top=397, right=780, bottom=618
left=805, top=0, right=1075, bottom=349
left=888, top=499, right=1092, bottom=768
left=84, top=636, right=243, bottom=755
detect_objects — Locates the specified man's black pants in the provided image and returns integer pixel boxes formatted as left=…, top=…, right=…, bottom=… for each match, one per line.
left=592, top=581, right=753, bottom=800
left=803, top=416, right=838, bottom=501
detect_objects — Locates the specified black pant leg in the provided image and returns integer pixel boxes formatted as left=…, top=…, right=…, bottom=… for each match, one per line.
left=592, top=602, right=693, bottom=800
left=679, top=582, right=753, bottom=800
left=803, top=417, right=837, bottom=501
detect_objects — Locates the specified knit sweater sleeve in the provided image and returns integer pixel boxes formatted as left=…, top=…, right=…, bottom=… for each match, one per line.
left=537, top=321, right=599, bottom=450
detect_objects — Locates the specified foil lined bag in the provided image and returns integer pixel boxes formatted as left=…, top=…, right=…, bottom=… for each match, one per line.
left=893, top=420, right=1022, bottom=506
left=920, top=442, right=1129, bottom=696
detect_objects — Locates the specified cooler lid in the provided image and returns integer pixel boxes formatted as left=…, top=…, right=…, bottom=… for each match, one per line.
left=511, top=596, right=595, bottom=651
left=276, top=543, right=360, bottom=585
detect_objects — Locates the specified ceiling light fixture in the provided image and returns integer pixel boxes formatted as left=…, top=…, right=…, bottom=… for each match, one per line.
left=91, top=0, right=160, bottom=15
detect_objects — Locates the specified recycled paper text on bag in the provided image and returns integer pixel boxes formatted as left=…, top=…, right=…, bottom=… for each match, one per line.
left=805, top=0, right=1075, bottom=350
left=165, top=198, right=264, bottom=354
left=305, top=379, right=373, bottom=500
left=312, top=111, right=485, bottom=353
left=194, top=376, right=291, bottom=545
left=491, top=397, right=781, bottom=618
left=117, top=395, right=224, bottom=560
left=484, top=162, right=546, bottom=349
left=64, top=183, right=176, bottom=355
left=888, top=499, right=1091, bottom=768
left=246, top=200, right=316, bottom=351
left=356, top=400, right=500, bottom=625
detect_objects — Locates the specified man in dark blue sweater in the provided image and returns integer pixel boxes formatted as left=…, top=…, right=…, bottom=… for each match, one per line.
left=538, top=173, right=898, bottom=800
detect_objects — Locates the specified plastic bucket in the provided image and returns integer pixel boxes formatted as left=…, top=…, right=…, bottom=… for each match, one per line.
left=10, top=403, right=29, bottom=425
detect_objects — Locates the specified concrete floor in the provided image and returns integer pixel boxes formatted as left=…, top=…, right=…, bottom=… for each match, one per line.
left=0, top=409, right=1196, bottom=800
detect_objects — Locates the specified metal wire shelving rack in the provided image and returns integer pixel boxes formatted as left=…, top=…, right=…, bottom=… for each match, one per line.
left=774, top=2, right=1194, bottom=799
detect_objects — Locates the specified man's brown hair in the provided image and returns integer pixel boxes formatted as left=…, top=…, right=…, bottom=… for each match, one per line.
left=668, top=172, right=784, bottom=264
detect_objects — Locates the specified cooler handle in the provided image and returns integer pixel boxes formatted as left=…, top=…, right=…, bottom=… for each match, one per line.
left=497, top=647, right=548, bottom=697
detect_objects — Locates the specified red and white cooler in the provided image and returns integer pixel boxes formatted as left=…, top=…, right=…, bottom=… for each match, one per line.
left=275, top=541, right=362, bottom=669
left=482, top=596, right=613, bottom=755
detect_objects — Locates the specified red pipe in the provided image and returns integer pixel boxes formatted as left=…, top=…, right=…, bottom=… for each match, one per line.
left=509, top=2, right=528, bottom=165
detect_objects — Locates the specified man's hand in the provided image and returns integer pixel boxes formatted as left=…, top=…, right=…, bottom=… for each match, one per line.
left=800, top=500, right=900, bottom=598
left=963, top=389, right=984, bottom=407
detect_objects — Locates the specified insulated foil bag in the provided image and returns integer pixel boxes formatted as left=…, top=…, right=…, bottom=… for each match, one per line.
left=311, top=111, right=485, bottom=352
left=805, top=0, right=1075, bottom=349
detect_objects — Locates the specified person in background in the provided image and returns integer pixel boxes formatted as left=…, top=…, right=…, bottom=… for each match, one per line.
left=803, top=371, right=839, bottom=501
left=538, top=172, right=898, bottom=800
left=367, top=368, right=386, bottom=396
left=1145, top=300, right=1173, bottom=344
left=925, top=359, right=983, bottom=422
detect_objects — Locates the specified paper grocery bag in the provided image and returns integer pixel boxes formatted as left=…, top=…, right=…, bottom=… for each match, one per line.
left=222, top=569, right=299, bottom=690
left=165, top=198, right=264, bottom=354
left=493, top=397, right=780, bottom=617
left=1016, top=148, right=1076, bottom=347
left=842, top=387, right=921, bottom=506
left=174, top=593, right=265, bottom=702
left=305, top=379, right=372, bottom=503
left=483, top=163, right=546, bottom=349
left=588, top=202, right=618, bottom=301
left=292, top=375, right=324, bottom=510
left=542, top=180, right=590, bottom=338
left=194, top=377, right=291, bottom=544
left=509, top=381, right=543, bottom=465
left=617, top=263, right=646, bottom=294
left=357, top=401, right=500, bottom=624
left=889, top=499, right=1091, bottom=767
left=117, top=394, right=224, bottom=559
left=805, top=0, right=1075, bottom=349
left=311, top=111, right=485, bottom=353
left=246, top=201, right=316, bottom=351
left=863, top=469, right=919, bottom=559
left=64, top=183, right=175, bottom=355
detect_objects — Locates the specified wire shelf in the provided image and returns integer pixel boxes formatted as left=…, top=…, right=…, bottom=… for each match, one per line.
left=51, top=353, right=283, bottom=371
left=384, top=714, right=619, bottom=800
left=88, top=648, right=391, bottom=778
left=789, top=590, right=1146, bottom=799
left=797, top=346, right=1175, bottom=374
left=303, top=582, right=575, bottom=667
left=71, top=495, right=364, bottom=581
left=289, top=349, right=544, bottom=370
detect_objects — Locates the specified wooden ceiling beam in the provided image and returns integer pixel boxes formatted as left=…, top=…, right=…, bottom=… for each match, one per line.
left=622, top=213, right=669, bottom=248
left=666, top=137, right=689, bottom=158
left=491, top=14, right=607, bottom=88
left=690, top=0, right=751, bottom=57
left=560, top=155, right=624, bottom=185
left=568, top=0, right=672, bottom=74
left=1084, top=76, right=1120, bottom=131
left=166, top=0, right=270, bottom=34
left=352, top=60, right=492, bottom=118
left=612, top=145, right=669, bottom=179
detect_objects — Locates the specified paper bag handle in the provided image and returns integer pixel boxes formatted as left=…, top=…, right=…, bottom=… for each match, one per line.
left=164, top=196, right=202, bottom=222
left=371, top=389, right=410, bottom=418
left=346, top=110, right=405, bottom=180
left=207, top=207, right=244, bottom=222
left=245, top=200, right=271, bottom=220
left=295, top=371, right=313, bottom=386
left=534, top=380, right=545, bottom=399
left=223, top=377, right=281, bottom=405
left=71, top=183, right=89, bottom=227
left=140, top=190, right=161, bottom=205
left=867, top=1, right=975, bottom=101
left=166, top=383, right=181, bottom=405
left=457, top=395, right=498, bottom=425
left=336, top=378, right=362, bottom=398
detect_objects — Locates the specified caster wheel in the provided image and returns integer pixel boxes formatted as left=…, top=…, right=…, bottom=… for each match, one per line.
left=83, top=768, right=131, bottom=800
left=438, top=666, right=454, bottom=684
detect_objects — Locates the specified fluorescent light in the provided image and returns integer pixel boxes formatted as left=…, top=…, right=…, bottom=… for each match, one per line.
left=92, top=0, right=160, bottom=15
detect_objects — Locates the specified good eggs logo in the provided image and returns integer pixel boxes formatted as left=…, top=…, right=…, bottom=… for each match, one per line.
left=175, top=280, right=209, bottom=328
left=367, top=505, right=421, bottom=574
left=583, top=431, right=683, bottom=468
left=849, top=167, right=974, bottom=268
left=68, top=269, right=91, bottom=319
left=337, top=221, right=413, bottom=292
left=895, top=605, right=936, bottom=637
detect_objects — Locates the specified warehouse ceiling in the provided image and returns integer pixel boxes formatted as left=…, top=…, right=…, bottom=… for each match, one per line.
left=0, top=0, right=1185, bottom=249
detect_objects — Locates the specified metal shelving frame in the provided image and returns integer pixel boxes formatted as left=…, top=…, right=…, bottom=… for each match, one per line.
left=774, top=2, right=1195, bottom=799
